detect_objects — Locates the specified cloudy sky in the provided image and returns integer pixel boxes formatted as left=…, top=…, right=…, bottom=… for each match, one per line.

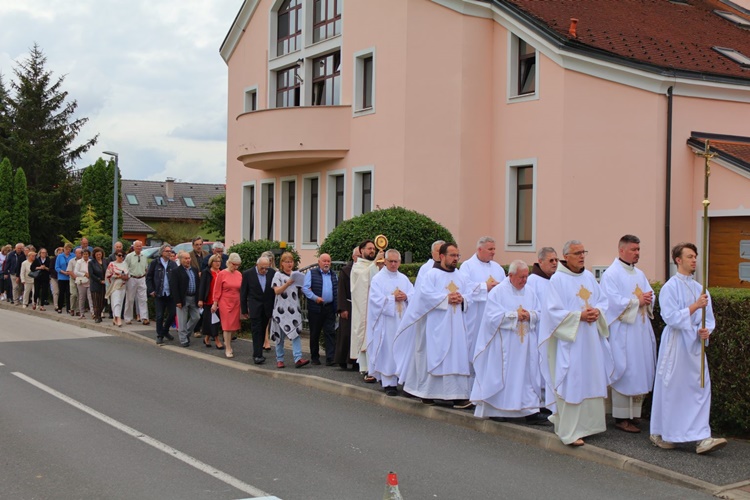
left=0, top=0, right=243, bottom=184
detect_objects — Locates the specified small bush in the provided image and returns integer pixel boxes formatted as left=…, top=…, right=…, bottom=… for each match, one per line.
left=228, top=239, right=301, bottom=271
left=318, top=206, right=454, bottom=262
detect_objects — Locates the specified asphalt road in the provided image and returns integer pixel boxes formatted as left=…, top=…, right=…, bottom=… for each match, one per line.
left=0, top=310, right=714, bottom=499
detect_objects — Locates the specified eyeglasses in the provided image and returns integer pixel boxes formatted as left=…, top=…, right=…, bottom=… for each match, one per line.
left=548, top=258, right=559, bottom=263
left=568, top=251, right=589, bottom=257
left=116, top=254, right=124, bottom=258
left=446, top=253, right=460, bottom=259
left=386, top=259, right=400, bottom=263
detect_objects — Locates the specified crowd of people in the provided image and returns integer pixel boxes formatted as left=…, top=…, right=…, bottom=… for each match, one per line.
left=1, top=233, right=728, bottom=455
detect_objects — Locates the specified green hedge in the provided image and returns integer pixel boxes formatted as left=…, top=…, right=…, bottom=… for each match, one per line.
left=649, top=283, right=750, bottom=437
left=228, top=239, right=301, bottom=271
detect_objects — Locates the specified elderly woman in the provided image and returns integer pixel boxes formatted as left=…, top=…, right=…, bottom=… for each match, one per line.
left=31, top=248, right=52, bottom=311
left=271, top=252, right=309, bottom=369
left=20, top=250, right=37, bottom=308
left=75, top=249, right=93, bottom=318
left=198, top=254, right=224, bottom=349
left=211, top=252, right=243, bottom=358
left=106, top=250, right=129, bottom=326
left=89, top=247, right=107, bottom=323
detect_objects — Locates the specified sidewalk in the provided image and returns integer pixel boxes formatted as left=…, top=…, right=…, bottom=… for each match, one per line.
left=2, top=301, right=749, bottom=499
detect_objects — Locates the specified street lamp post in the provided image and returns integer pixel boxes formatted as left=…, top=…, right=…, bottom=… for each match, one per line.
left=103, top=151, right=119, bottom=254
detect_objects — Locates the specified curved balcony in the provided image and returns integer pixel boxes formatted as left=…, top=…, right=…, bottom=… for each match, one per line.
left=234, top=105, right=351, bottom=170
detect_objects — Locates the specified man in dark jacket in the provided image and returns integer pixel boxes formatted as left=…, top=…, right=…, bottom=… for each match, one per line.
left=6, top=243, right=26, bottom=305
left=170, top=251, right=201, bottom=347
left=240, top=255, right=276, bottom=364
left=302, top=253, right=338, bottom=366
left=147, top=244, right=178, bottom=345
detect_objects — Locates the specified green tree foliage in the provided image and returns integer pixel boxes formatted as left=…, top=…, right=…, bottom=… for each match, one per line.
left=228, top=240, right=301, bottom=271
left=79, top=204, right=107, bottom=240
left=318, top=207, right=455, bottom=262
left=151, top=221, right=203, bottom=247
left=80, top=158, right=121, bottom=239
left=0, top=157, right=13, bottom=243
left=0, top=44, right=97, bottom=248
left=201, top=193, right=226, bottom=241
left=11, top=167, right=30, bottom=243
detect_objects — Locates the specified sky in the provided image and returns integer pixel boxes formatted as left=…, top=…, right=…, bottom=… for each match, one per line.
left=0, top=0, right=244, bottom=184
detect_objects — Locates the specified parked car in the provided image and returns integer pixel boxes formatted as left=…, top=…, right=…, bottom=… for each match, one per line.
left=172, top=241, right=215, bottom=256
left=140, top=246, right=161, bottom=262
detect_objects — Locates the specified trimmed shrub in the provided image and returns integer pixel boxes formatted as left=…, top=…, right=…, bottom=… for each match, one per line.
left=318, top=206, right=454, bottom=262
left=649, top=283, right=750, bottom=437
left=228, top=239, right=301, bottom=271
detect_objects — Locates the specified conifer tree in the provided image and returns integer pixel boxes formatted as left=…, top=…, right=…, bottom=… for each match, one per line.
left=0, top=157, right=13, bottom=243
left=12, top=167, right=30, bottom=244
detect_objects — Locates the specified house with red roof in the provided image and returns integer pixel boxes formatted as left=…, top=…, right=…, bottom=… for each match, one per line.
left=221, top=0, right=750, bottom=286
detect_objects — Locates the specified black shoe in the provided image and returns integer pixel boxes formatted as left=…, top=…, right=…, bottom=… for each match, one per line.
left=339, top=363, right=348, bottom=370
left=180, top=342, right=190, bottom=348
left=524, top=412, right=551, bottom=425
left=253, top=357, right=266, bottom=365
left=156, top=337, right=164, bottom=345
left=489, top=417, right=507, bottom=423
left=325, top=360, right=335, bottom=366
left=311, top=359, right=321, bottom=365
left=94, top=318, right=102, bottom=323
left=385, top=386, right=398, bottom=397
left=422, top=398, right=436, bottom=406
left=539, top=407, right=552, bottom=415
left=165, top=333, right=174, bottom=341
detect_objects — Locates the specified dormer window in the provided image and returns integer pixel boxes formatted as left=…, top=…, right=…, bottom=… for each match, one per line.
left=155, top=196, right=165, bottom=206
left=714, top=10, right=750, bottom=28
left=713, top=46, right=750, bottom=67
left=277, top=0, right=302, bottom=56
left=184, top=197, right=196, bottom=207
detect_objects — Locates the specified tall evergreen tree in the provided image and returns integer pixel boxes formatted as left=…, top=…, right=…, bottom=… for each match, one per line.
left=0, top=157, right=13, bottom=244
left=80, top=157, right=121, bottom=239
left=0, top=43, right=97, bottom=248
left=12, top=167, right=30, bottom=244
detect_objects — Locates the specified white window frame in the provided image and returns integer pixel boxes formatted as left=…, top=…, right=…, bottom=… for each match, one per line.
left=241, top=181, right=256, bottom=241
left=269, top=0, right=304, bottom=60
left=244, top=85, right=259, bottom=113
left=326, top=169, right=346, bottom=236
left=260, top=179, right=276, bottom=241
left=353, top=47, right=375, bottom=116
left=507, top=33, right=540, bottom=103
left=352, top=166, right=374, bottom=217
left=302, top=173, right=321, bottom=249
left=280, top=175, right=297, bottom=245
left=504, top=158, right=537, bottom=252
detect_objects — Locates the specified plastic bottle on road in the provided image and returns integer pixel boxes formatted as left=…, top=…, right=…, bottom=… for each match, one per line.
left=383, top=471, right=404, bottom=500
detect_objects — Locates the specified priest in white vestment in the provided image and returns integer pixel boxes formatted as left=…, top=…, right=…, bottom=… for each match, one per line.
left=650, top=243, right=727, bottom=455
left=600, top=235, right=656, bottom=434
left=538, top=240, right=613, bottom=446
left=394, top=243, right=473, bottom=407
left=366, top=249, right=414, bottom=396
left=415, top=240, right=444, bottom=289
left=350, top=239, right=383, bottom=376
left=471, top=260, right=546, bottom=423
left=458, top=236, right=505, bottom=366
left=526, top=246, right=559, bottom=412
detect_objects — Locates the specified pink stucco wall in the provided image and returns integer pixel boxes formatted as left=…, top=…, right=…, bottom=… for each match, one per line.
left=224, top=0, right=750, bottom=280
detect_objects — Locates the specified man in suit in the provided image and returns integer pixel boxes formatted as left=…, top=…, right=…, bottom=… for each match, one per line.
left=170, top=251, right=202, bottom=347
left=146, top=244, right=179, bottom=345
left=241, top=255, right=276, bottom=364
left=302, top=253, right=338, bottom=366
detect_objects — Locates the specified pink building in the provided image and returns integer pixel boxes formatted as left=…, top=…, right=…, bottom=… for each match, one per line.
left=221, top=0, right=750, bottom=287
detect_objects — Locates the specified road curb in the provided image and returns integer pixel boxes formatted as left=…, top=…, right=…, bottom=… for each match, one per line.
left=0, top=302, right=729, bottom=496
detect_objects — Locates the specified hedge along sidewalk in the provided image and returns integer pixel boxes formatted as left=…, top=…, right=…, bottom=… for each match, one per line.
left=4, top=302, right=750, bottom=498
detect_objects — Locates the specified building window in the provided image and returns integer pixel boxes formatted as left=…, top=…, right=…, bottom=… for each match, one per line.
left=276, top=66, right=301, bottom=108
left=261, top=181, right=275, bottom=241
left=354, top=49, right=375, bottom=114
left=312, top=51, right=341, bottom=106
left=184, top=197, right=195, bottom=208
left=509, top=35, right=538, bottom=101
left=518, top=40, right=536, bottom=95
left=244, top=87, right=258, bottom=112
left=281, top=178, right=296, bottom=244
left=505, top=160, right=536, bottom=249
left=326, top=171, right=345, bottom=234
left=335, top=174, right=345, bottom=225
left=126, top=194, right=139, bottom=205
left=303, top=176, right=320, bottom=244
left=353, top=168, right=373, bottom=216
left=313, top=0, right=341, bottom=43
left=243, top=184, right=255, bottom=241
left=155, top=196, right=165, bottom=206
left=277, top=0, right=302, bottom=56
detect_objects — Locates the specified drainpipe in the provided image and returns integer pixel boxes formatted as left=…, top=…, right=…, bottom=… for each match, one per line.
left=665, top=86, right=673, bottom=281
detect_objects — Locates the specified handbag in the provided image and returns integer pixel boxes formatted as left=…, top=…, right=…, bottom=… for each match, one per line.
left=28, top=270, right=40, bottom=279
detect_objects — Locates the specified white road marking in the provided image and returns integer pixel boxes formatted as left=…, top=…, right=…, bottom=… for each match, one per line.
left=12, top=371, right=276, bottom=499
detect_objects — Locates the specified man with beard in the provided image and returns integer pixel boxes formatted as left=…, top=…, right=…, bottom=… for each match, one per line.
left=538, top=240, right=613, bottom=446
left=350, top=239, right=383, bottom=380
left=334, top=247, right=361, bottom=370
left=600, top=235, right=656, bottom=434
left=394, top=243, right=473, bottom=409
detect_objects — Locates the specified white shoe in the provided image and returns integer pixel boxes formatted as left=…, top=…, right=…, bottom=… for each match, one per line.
left=696, top=437, right=727, bottom=455
left=649, top=434, right=676, bottom=449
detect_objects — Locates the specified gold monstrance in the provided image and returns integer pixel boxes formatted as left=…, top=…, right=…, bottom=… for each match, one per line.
left=374, top=234, right=388, bottom=263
